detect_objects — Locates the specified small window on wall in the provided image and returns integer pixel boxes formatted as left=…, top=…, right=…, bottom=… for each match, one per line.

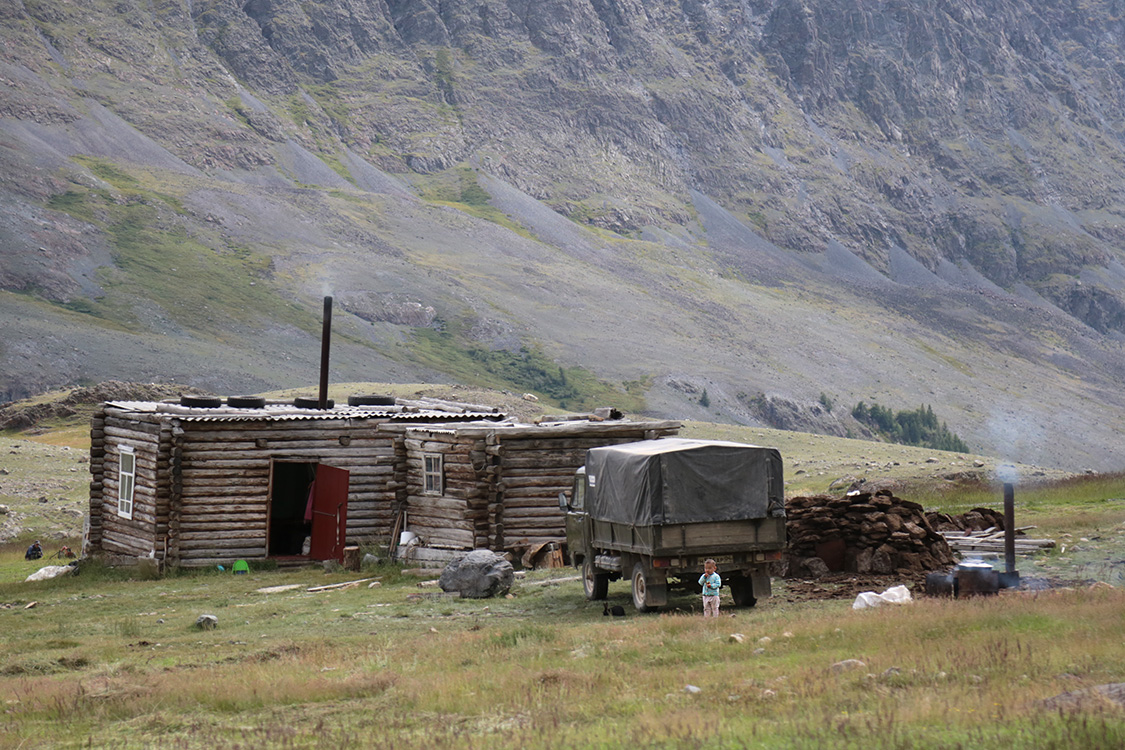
left=118, top=446, right=136, bottom=520
left=423, top=453, right=443, bottom=495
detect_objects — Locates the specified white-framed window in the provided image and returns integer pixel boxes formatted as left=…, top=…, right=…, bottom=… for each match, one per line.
left=118, top=446, right=136, bottom=520
left=423, top=453, right=443, bottom=495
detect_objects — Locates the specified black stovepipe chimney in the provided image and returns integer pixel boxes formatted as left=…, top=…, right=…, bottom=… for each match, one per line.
left=318, top=296, right=332, bottom=410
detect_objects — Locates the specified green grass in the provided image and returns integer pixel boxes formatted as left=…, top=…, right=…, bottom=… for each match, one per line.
left=0, top=557, right=1122, bottom=748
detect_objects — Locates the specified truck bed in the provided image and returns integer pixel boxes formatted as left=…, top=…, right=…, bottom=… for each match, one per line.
left=591, top=517, right=785, bottom=557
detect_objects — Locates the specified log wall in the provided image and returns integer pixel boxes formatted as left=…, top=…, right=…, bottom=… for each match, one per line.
left=402, top=431, right=489, bottom=550
left=98, top=410, right=170, bottom=559
left=172, top=418, right=403, bottom=566
left=87, top=410, right=106, bottom=555
left=404, top=421, right=680, bottom=552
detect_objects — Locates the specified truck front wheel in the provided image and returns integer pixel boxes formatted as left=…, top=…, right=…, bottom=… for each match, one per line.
left=583, top=558, right=609, bottom=600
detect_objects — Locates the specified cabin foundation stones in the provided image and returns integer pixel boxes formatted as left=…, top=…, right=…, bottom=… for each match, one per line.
left=783, top=491, right=956, bottom=578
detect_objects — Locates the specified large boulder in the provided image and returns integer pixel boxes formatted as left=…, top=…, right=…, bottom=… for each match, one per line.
left=439, top=550, right=514, bottom=599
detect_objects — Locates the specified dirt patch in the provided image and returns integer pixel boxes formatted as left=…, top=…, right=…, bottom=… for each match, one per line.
left=778, top=573, right=919, bottom=603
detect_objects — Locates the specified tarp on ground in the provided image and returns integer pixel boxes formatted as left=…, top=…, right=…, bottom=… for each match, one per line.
left=584, top=438, right=784, bottom=526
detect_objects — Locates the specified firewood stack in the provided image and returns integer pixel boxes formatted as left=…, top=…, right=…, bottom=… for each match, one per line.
left=783, top=491, right=956, bottom=578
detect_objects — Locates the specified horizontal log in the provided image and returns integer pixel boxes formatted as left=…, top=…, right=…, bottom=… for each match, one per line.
left=500, top=466, right=582, bottom=479
left=180, top=503, right=267, bottom=517
left=404, top=506, right=474, bottom=523
left=503, top=535, right=566, bottom=548
left=178, top=529, right=267, bottom=541
left=174, top=475, right=269, bottom=487
left=406, top=495, right=480, bottom=513
left=498, top=455, right=587, bottom=469
left=175, top=554, right=267, bottom=566
left=405, top=527, right=475, bottom=546
left=101, top=529, right=157, bottom=555
left=179, top=487, right=271, bottom=501
left=104, top=421, right=163, bottom=438
left=503, top=517, right=567, bottom=531
left=499, top=437, right=619, bottom=451
left=499, top=478, right=571, bottom=491
left=182, top=437, right=398, bottom=454
left=502, top=505, right=566, bottom=518
left=430, top=421, right=681, bottom=439
left=181, top=445, right=398, bottom=462
left=179, top=513, right=268, bottom=526
left=177, top=541, right=270, bottom=555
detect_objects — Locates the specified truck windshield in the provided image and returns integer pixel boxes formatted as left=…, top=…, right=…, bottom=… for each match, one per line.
left=572, top=476, right=586, bottom=511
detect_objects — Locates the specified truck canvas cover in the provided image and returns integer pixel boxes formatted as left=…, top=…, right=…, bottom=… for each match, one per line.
left=585, top=438, right=784, bottom=526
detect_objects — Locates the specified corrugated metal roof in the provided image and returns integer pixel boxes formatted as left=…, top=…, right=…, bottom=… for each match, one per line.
left=103, top=401, right=505, bottom=424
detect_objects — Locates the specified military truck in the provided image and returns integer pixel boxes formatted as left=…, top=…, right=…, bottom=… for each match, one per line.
left=559, top=438, right=786, bottom=612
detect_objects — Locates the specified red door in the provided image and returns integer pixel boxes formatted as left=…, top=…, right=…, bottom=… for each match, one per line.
left=309, top=465, right=349, bottom=562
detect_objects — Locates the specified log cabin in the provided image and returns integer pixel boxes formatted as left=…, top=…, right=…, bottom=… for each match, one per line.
left=87, top=398, right=679, bottom=567
left=401, top=417, right=681, bottom=552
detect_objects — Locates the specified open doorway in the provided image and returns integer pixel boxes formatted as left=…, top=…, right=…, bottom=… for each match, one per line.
left=268, top=461, right=315, bottom=557
left=268, top=461, right=350, bottom=561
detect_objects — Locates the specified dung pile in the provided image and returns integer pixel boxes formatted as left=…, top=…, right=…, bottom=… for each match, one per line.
left=784, top=491, right=956, bottom=578
left=925, top=507, right=1006, bottom=533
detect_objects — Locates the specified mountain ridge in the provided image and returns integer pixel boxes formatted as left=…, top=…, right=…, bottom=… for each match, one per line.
left=2, top=0, right=1124, bottom=471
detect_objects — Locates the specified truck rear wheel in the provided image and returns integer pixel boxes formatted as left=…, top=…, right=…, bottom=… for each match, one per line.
left=582, top=559, right=608, bottom=600
left=730, top=576, right=757, bottom=608
left=631, top=563, right=666, bottom=612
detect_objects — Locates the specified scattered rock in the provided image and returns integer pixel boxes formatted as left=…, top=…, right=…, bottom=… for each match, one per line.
left=831, top=659, right=867, bottom=672
left=25, top=565, right=75, bottom=582
left=729, top=633, right=745, bottom=643
left=438, top=549, right=515, bottom=599
left=683, top=684, right=702, bottom=694
left=1042, top=683, right=1125, bottom=710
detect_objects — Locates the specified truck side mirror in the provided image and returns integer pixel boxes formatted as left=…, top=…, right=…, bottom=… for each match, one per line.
left=558, top=491, right=568, bottom=510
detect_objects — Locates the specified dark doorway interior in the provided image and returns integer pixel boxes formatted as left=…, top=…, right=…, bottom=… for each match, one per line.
left=269, top=462, right=315, bottom=556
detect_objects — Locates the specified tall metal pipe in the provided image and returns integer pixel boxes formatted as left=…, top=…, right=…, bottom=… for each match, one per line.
left=1003, top=482, right=1016, bottom=574
left=318, top=296, right=332, bottom=410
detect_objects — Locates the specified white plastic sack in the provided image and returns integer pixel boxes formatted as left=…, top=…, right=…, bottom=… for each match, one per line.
left=25, top=565, right=75, bottom=582
left=852, top=584, right=912, bottom=610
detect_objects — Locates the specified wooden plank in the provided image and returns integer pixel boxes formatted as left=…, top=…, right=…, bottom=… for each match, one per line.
left=307, top=577, right=375, bottom=592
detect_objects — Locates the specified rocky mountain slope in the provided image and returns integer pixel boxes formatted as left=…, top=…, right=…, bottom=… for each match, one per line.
left=2, top=0, right=1125, bottom=470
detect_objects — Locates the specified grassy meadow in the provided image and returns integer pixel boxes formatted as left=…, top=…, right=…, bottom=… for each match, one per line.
left=1, top=389, right=1124, bottom=747
left=1, top=553, right=1123, bottom=749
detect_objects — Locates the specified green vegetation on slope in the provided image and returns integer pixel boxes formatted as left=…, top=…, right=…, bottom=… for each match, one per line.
left=407, top=328, right=646, bottom=412
left=412, top=165, right=533, bottom=237
left=852, top=402, right=970, bottom=453
left=44, top=158, right=316, bottom=337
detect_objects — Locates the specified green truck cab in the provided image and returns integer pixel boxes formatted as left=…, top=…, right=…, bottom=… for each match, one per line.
left=560, top=438, right=786, bottom=612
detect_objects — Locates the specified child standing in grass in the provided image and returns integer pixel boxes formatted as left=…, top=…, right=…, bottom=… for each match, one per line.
left=699, top=559, right=721, bottom=618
